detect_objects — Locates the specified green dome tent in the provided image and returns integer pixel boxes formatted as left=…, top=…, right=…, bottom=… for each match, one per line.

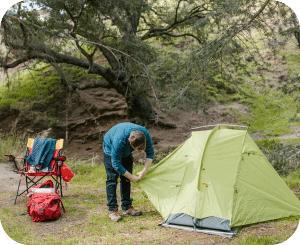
left=139, top=126, right=300, bottom=237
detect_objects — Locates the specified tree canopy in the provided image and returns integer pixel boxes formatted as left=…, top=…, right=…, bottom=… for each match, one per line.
left=0, top=0, right=299, bottom=127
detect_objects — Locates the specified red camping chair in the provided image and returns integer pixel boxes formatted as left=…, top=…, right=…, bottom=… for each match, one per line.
left=5, top=138, right=69, bottom=204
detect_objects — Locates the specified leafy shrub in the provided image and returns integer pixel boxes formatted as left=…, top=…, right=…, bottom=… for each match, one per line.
left=152, top=146, right=178, bottom=164
left=257, top=139, right=300, bottom=176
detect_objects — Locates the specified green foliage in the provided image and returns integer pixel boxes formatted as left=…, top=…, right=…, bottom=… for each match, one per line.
left=1, top=0, right=300, bottom=142
left=63, top=64, right=103, bottom=83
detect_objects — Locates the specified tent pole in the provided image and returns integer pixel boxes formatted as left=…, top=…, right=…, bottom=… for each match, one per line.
left=193, top=188, right=198, bottom=231
left=189, top=124, right=249, bottom=130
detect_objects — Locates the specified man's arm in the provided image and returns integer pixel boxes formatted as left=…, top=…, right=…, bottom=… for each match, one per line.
left=137, top=158, right=152, bottom=180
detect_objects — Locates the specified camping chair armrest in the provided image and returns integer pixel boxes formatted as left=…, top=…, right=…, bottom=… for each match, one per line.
left=53, top=156, right=66, bottom=167
left=4, top=155, right=25, bottom=160
left=55, top=156, right=66, bottom=162
left=14, top=166, right=27, bottom=173
left=5, top=155, right=27, bottom=172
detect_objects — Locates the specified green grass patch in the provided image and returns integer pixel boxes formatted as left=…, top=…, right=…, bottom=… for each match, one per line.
left=279, top=49, right=300, bottom=78
left=0, top=61, right=103, bottom=108
left=0, top=135, right=27, bottom=162
left=65, top=206, right=85, bottom=216
left=275, top=215, right=300, bottom=222
left=234, top=236, right=276, bottom=245
left=5, top=224, right=33, bottom=243
left=63, top=198, right=80, bottom=206
left=285, top=138, right=300, bottom=145
left=0, top=66, right=61, bottom=108
left=283, top=169, right=300, bottom=189
left=81, top=201, right=98, bottom=208
left=239, top=91, right=299, bottom=136
left=66, top=159, right=107, bottom=188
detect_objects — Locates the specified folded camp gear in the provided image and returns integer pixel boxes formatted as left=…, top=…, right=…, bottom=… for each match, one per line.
left=27, top=180, right=57, bottom=197
left=27, top=192, right=66, bottom=222
left=26, top=138, right=57, bottom=171
left=27, top=188, right=56, bottom=197
left=32, top=180, right=54, bottom=189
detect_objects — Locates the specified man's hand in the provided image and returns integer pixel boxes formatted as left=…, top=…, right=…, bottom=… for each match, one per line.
left=137, top=158, right=152, bottom=180
left=123, top=171, right=139, bottom=183
left=130, top=174, right=140, bottom=183
left=137, top=169, right=147, bottom=180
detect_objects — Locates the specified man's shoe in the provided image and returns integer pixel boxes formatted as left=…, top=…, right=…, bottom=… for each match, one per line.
left=122, top=206, right=142, bottom=216
left=109, top=210, right=122, bottom=222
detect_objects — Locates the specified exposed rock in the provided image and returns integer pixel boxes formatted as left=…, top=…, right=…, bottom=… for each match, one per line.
left=35, top=128, right=52, bottom=138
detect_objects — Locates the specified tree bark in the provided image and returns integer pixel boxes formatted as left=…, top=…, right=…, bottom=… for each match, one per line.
left=292, top=13, right=300, bottom=49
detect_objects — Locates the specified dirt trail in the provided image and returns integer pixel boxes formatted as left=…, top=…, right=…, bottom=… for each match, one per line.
left=0, top=162, right=21, bottom=192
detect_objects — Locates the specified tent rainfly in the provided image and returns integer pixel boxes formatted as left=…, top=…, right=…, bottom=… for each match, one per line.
left=139, top=126, right=300, bottom=237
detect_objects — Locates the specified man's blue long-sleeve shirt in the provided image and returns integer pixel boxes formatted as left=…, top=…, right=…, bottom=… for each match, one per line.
left=103, top=122, right=154, bottom=175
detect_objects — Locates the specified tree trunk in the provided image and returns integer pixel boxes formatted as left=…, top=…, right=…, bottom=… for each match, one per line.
left=70, top=74, right=176, bottom=129
left=292, top=13, right=300, bottom=49
left=295, top=30, right=300, bottom=49
left=106, top=77, right=177, bottom=128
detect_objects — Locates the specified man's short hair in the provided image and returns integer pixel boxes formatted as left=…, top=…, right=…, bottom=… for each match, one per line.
left=130, top=130, right=146, bottom=149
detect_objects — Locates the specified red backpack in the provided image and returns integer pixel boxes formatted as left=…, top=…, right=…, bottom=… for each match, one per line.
left=27, top=184, right=66, bottom=222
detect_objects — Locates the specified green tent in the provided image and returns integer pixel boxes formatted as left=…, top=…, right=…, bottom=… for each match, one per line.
left=139, top=126, right=300, bottom=237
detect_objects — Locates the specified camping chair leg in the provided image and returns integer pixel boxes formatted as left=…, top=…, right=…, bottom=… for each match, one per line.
left=55, top=163, right=63, bottom=197
left=60, top=175, right=63, bottom=197
left=25, top=176, right=29, bottom=194
left=54, top=173, right=59, bottom=195
left=14, top=174, right=23, bottom=204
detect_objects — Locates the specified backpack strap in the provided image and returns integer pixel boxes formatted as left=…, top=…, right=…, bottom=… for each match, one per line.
left=59, top=199, right=66, bottom=213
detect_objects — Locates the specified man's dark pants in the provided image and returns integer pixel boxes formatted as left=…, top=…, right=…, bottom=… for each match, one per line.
left=103, top=153, right=133, bottom=212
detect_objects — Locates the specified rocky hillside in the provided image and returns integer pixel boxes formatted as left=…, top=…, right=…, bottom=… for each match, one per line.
left=0, top=81, right=249, bottom=161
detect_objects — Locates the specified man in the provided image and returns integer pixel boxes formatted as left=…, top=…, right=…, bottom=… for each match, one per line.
left=102, top=122, right=154, bottom=222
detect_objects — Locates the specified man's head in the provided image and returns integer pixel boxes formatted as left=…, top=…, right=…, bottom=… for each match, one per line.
left=128, top=130, right=146, bottom=151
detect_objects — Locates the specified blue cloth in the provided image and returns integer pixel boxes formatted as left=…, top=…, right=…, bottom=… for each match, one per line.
left=26, top=138, right=57, bottom=171
left=103, top=122, right=154, bottom=175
